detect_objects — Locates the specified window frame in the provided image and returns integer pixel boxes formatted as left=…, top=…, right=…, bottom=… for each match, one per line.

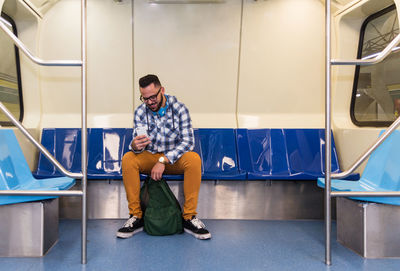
left=0, top=12, right=24, bottom=126
left=350, top=4, right=398, bottom=127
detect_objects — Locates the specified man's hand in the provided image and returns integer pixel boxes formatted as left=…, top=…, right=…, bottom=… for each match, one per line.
left=132, top=135, right=151, bottom=151
left=151, top=162, right=165, bottom=181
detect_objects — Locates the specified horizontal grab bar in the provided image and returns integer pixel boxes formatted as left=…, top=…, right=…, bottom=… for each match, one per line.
left=0, top=102, right=83, bottom=179
left=0, top=20, right=82, bottom=67
left=331, top=33, right=400, bottom=66
left=0, top=190, right=83, bottom=196
left=331, top=191, right=400, bottom=197
left=331, top=115, right=400, bottom=179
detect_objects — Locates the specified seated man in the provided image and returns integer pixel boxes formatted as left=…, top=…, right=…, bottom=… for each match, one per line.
left=394, top=98, right=400, bottom=119
left=116, top=74, right=211, bottom=240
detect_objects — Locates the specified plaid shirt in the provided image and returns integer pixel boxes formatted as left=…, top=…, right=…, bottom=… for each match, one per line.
left=130, top=95, right=194, bottom=164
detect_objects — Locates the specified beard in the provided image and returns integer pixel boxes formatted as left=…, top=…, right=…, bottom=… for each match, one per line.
left=147, top=94, right=164, bottom=112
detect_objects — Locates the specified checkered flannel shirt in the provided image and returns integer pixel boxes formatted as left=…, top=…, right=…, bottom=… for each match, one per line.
left=130, top=95, right=194, bottom=164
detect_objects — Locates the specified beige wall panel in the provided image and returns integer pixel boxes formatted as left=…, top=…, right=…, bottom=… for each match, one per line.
left=133, top=0, right=242, bottom=128
left=38, top=0, right=82, bottom=127
left=2, top=0, right=42, bottom=129
left=39, top=0, right=133, bottom=128
left=334, top=128, right=380, bottom=173
left=87, top=0, right=133, bottom=128
left=238, top=0, right=325, bottom=128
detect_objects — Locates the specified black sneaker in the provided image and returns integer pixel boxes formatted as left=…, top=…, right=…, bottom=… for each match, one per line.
left=183, top=216, right=211, bottom=240
left=116, top=215, right=144, bottom=239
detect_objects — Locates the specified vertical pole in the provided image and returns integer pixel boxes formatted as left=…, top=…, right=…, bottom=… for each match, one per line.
left=235, top=0, right=244, bottom=128
left=81, top=0, right=88, bottom=264
left=325, top=0, right=332, bottom=266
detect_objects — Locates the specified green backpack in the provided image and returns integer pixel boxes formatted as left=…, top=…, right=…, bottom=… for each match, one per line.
left=140, top=177, right=183, bottom=236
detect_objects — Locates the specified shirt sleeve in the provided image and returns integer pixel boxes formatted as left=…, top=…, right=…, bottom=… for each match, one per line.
left=129, top=106, right=146, bottom=153
left=164, top=105, right=194, bottom=164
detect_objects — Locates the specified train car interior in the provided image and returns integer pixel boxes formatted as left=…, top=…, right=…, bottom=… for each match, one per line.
left=1, top=0, right=400, bottom=269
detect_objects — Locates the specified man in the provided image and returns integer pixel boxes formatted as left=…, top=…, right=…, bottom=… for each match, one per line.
left=116, top=74, right=211, bottom=240
left=394, top=98, right=400, bottom=119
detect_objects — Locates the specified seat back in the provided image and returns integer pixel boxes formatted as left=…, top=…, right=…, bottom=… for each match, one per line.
left=199, top=129, right=238, bottom=172
left=35, top=127, right=350, bottom=181
left=237, top=128, right=341, bottom=179
left=1, top=129, right=76, bottom=206
left=361, top=130, right=400, bottom=190
left=285, top=129, right=340, bottom=176
left=87, top=128, right=133, bottom=179
left=0, top=130, right=33, bottom=189
left=35, top=128, right=81, bottom=178
left=198, top=129, right=245, bottom=179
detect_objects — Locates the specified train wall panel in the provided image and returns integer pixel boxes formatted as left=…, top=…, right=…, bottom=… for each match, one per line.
left=33, top=0, right=331, bottom=129
left=238, top=0, right=325, bottom=128
left=133, top=0, right=241, bottom=128
left=38, top=0, right=133, bottom=128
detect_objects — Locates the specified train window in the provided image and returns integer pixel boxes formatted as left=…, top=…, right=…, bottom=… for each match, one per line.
left=351, top=5, right=400, bottom=126
left=0, top=13, right=23, bottom=126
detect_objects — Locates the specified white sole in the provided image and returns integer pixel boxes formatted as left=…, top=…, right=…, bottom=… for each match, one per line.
left=184, top=228, right=212, bottom=240
left=116, top=227, right=143, bottom=239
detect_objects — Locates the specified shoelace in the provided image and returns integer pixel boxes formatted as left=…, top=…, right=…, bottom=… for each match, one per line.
left=190, top=217, right=206, bottom=229
left=123, top=216, right=137, bottom=228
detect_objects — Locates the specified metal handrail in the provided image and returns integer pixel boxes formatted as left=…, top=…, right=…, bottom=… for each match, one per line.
left=80, top=0, right=88, bottom=264
left=325, top=0, right=400, bottom=265
left=324, top=0, right=332, bottom=265
left=331, top=32, right=400, bottom=65
left=0, top=0, right=87, bottom=264
left=0, top=20, right=82, bottom=67
left=332, top=115, right=400, bottom=179
left=0, top=190, right=83, bottom=196
left=331, top=191, right=400, bottom=197
left=0, top=102, right=83, bottom=179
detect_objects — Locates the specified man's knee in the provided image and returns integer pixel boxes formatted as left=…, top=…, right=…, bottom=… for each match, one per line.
left=181, top=151, right=201, bottom=168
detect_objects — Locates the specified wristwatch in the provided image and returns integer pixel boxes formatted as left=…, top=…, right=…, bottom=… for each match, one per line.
left=158, top=156, right=167, bottom=165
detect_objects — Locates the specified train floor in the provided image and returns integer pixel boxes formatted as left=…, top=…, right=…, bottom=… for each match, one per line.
left=1, top=219, right=399, bottom=271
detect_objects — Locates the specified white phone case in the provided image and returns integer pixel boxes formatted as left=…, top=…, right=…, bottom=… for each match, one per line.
left=136, top=126, right=148, bottom=137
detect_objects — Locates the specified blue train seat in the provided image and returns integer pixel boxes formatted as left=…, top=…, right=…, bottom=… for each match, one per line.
left=141, top=129, right=245, bottom=180
left=0, top=129, right=75, bottom=205
left=199, top=129, right=246, bottom=180
left=35, top=128, right=355, bottom=181
left=35, top=128, right=245, bottom=180
left=87, top=128, right=132, bottom=179
left=34, top=128, right=81, bottom=178
left=318, top=130, right=400, bottom=205
left=236, top=128, right=358, bottom=180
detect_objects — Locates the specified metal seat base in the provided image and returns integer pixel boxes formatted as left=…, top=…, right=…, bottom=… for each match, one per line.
left=0, top=199, right=59, bottom=257
left=337, top=197, right=400, bottom=258
left=60, top=180, right=326, bottom=220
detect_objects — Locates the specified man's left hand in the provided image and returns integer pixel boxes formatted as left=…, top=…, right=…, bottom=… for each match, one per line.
left=151, top=162, right=165, bottom=181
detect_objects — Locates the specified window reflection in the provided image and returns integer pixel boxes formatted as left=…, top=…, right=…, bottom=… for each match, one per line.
left=353, top=5, right=400, bottom=125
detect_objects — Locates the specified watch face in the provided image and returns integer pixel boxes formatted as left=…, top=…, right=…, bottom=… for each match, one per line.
left=159, top=157, right=165, bottom=163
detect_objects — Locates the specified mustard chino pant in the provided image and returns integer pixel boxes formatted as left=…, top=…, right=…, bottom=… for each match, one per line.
left=122, top=151, right=202, bottom=220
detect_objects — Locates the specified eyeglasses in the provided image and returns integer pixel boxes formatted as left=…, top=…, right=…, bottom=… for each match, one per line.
left=140, top=87, right=161, bottom=103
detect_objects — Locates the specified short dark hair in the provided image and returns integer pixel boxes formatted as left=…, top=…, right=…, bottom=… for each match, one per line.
left=139, top=74, right=161, bottom=88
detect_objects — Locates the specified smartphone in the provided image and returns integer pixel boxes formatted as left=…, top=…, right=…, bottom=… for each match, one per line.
left=136, top=126, right=148, bottom=137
